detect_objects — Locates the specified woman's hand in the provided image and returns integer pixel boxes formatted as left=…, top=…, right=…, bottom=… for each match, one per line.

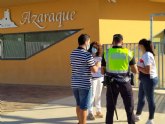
left=137, top=66, right=142, bottom=72
left=137, top=65, right=150, bottom=74
left=96, top=61, right=101, bottom=67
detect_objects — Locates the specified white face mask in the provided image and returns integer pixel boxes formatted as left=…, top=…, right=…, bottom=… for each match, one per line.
left=86, top=43, right=90, bottom=50
left=92, top=47, right=97, bottom=54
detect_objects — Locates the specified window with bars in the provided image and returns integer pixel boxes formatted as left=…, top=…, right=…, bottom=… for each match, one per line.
left=0, top=29, right=80, bottom=60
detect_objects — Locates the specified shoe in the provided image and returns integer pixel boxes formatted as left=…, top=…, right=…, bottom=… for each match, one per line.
left=146, top=119, right=154, bottom=124
left=134, top=115, right=140, bottom=122
left=95, top=111, right=103, bottom=118
left=87, top=113, right=95, bottom=120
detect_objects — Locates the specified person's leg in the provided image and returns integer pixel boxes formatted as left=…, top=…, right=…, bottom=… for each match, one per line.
left=87, top=79, right=96, bottom=120
left=72, top=88, right=81, bottom=123
left=80, top=109, right=87, bottom=124
left=136, top=81, right=145, bottom=116
left=119, top=82, right=135, bottom=124
left=106, top=82, right=119, bottom=124
left=88, top=79, right=97, bottom=115
left=79, top=88, right=92, bottom=124
left=143, top=77, right=158, bottom=120
left=76, top=106, right=80, bottom=122
left=95, top=77, right=104, bottom=114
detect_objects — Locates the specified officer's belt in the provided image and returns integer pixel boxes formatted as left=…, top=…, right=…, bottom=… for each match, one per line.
left=105, top=72, right=131, bottom=84
left=106, top=72, right=128, bottom=77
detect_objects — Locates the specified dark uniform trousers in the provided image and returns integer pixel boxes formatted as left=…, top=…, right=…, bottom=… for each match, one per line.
left=106, top=80, right=135, bottom=124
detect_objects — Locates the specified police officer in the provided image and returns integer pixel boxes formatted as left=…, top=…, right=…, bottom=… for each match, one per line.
left=101, top=34, right=138, bottom=124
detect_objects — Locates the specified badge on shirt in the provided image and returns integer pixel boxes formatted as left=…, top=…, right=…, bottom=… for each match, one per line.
left=137, top=59, right=145, bottom=68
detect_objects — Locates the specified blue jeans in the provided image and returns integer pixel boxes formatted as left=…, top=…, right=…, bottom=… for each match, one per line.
left=72, top=88, right=92, bottom=110
left=136, top=76, right=158, bottom=119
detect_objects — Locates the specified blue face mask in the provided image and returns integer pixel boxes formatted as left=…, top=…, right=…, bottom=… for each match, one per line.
left=92, top=47, right=97, bottom=54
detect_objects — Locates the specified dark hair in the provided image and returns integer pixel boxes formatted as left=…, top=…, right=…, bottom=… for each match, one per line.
left=78, top=34, right=90, bottom=45
left=88, top=41, right=102, bottom=57
left=139, top=39, right=155, bottom=56
left=113, top=34, right=123, bottom=44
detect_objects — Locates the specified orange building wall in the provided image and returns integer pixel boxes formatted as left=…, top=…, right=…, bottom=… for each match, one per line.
left=0, top=0, right=99, bottom=86
left=0, top=0, right=165, bottom=86
left=99, top=0, right=165, bottom=44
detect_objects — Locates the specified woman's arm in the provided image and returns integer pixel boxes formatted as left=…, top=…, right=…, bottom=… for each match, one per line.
left=138, top=65, right=150, bottom=74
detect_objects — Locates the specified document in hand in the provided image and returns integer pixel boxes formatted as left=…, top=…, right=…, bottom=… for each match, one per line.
left=137, top=59, right=145, bottom=68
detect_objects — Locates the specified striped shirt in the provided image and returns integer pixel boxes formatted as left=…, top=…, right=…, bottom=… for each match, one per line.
left=70, top=47, right=95, bottom=89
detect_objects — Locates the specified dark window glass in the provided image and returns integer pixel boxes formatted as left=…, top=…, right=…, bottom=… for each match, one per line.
left=0, top=29, right=80, bottom=60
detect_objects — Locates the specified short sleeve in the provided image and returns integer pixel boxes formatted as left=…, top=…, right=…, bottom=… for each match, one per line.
left=128, top=50, right=134, bottom=61
left=86, top=53, right=95, bottom=67
left=143, top=53, right=152, bottom=66
left=129, top=56, right=136, bottom=65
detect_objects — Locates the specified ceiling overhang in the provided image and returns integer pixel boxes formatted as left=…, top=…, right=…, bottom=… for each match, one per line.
left=0, top=0, right=54, bottom=8
left=1, top=0, right=165, bottom=8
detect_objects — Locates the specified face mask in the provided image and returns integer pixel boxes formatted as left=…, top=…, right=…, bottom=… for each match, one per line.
left=86, top=44, right=90, bottom=50
left=138, top=47, right=141, bottom=53
left=92, top=47, right=97, bottom=54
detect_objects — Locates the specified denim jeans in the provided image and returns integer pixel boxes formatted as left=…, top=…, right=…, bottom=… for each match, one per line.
left=72, top=88, right=92, bottom=110
left=136, top=76, right=158, bottom=119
